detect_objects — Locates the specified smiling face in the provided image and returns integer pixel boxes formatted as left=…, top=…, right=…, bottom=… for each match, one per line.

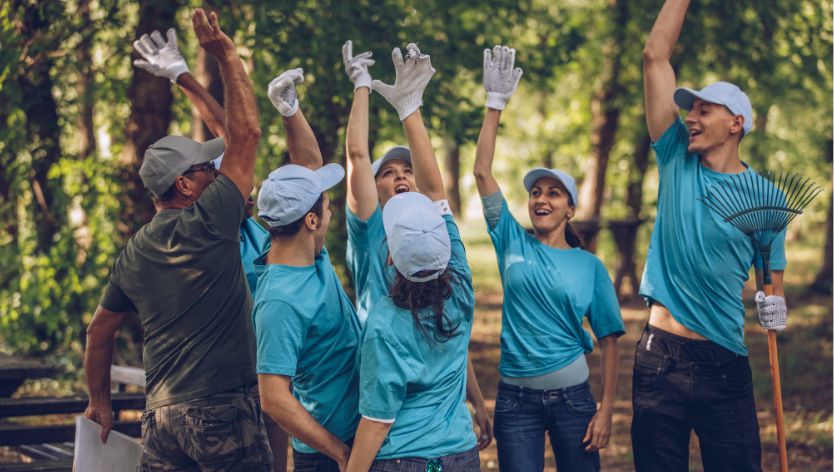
left=527, top=177, right=575, bottom=234
left=375, top=160, right=416, bottom=207
left=684, top=98, right=744, bottom=154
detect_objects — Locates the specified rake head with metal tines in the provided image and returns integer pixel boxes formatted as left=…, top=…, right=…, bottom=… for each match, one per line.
left=700, top=171, right=822, bottom=283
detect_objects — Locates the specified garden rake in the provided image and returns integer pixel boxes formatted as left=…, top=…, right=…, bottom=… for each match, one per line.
left=701, top=171, right=822, bottom=472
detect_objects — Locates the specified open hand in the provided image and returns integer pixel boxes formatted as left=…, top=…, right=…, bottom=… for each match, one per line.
left=192, top=9, right=235, bottom=59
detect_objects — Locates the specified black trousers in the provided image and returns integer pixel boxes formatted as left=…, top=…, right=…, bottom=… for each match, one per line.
left=631, top=324, right=762, bottom=472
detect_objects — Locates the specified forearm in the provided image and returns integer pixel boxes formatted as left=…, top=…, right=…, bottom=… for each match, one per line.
left=644, top=0, right=690, bottom=61
left=177, top=72, right=227, bottom=138
left=346, top=88, right=371, bottom=163
left=216, top=49, right=261, bottom=158
left=402, top=110, right=444, bottom=201
left=465, top=354, right=485, bottom=409
left=284, top=109, right=323, bottom=169
left=262, top=390, right=348, bottom=462
left=346, top=418, right=392, bottom=472
left=598, top=336, right=619, bottom=411
left=84, top=331, right=114, bottom=407
left=473, top=109, right=501, bottom=196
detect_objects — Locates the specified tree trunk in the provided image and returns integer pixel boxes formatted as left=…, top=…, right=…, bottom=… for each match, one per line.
left=17, top=1, right=64, bottom=253
left=77, top=0, right=96, bottom=159
left=443, top=137, right=462, bottom=216
left=575, top=0, right=628, bottom=252
left=811, top=138, right=833, bottom=294
left=613, top=132, right=651, bottom=299
left=119, top=0, right=181, bottom=238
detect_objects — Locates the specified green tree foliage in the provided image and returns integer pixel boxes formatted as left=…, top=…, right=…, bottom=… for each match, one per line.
left=0, top=0, right=829, bottom=367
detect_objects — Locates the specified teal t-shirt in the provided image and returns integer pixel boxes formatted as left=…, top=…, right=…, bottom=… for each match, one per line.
left=346, top=206, right=394, bottom=324
left=640, top=118, right=786, bottom=356
left=240, top=217, right=269, bottom=295
left=252, top=247, right=362, bottom=453
left=487, top=200, right=625, bottom=377
left=358, top=215, right=476, bottom=460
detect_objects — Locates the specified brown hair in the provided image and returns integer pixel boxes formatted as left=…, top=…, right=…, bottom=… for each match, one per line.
left=565, top=221, right=584, bottom=249
left=390, top=268, right=460, bottom=343
left=267, top=194, right=324, bottom=239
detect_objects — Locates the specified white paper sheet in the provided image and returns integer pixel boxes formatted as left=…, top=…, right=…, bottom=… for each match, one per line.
left=73, top=416, right=143, bottom=472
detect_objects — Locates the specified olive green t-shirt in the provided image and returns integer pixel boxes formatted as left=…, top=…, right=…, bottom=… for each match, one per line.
left=100, top=175, right=256, bottom=409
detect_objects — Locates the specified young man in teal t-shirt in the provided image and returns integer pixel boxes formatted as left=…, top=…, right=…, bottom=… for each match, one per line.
left=633, top=2, right=789, bottom=471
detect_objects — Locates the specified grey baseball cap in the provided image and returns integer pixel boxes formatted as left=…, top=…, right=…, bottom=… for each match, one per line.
left=140, top=136, right=224, bottom=196
left=673, top=81, right=753, bottom=134
left=258, top=163, right=344, bottom=227
left=371, top=146, right=412, bottom=177
left=523, top=168, right=579, bottom=206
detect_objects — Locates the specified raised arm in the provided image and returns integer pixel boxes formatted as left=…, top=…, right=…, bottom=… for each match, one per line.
left=643, top=0, right=690, bottom=141
left=132, top=28, right=227, bottom=139
left=474, top=46, right=522, bottom=197
left=373, top=44, right=443, bottom=201
left=267, top=68, right=323, bottom=169
left=193, top=9, right=261, bottom=198
left=343, top=40, right=379, bottom=219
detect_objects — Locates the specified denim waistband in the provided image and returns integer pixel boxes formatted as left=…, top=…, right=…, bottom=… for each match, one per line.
left=639, top=324, right=744, bottom=368
left=498, top=379, right=591, bottom=403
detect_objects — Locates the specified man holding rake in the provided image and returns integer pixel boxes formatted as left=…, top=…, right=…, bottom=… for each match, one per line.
left=633, top=1, right=788, bottom=471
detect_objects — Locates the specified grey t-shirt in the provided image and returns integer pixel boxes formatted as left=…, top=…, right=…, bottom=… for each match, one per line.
left=101, top=175, right=256, bottom=409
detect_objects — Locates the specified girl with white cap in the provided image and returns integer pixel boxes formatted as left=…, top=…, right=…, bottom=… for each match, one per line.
left=473, top=45, right=624, bottom=472
left=346, top=43, right=480, bottom=472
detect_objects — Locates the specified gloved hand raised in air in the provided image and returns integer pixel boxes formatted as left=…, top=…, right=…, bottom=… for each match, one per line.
left=133, top=28, right=190, bottom=83
left=483, top=45, right=523, bottom=111
left=372, top=43, right=435, bottom=121
left=755, top=291, right=787, bottom=331
left=342, top=40, right=375, bottom=91
left=268, top=68, right=304, bottom=117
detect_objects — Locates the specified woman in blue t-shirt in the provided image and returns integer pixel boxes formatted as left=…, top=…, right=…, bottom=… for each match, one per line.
left=346, top=43, right=480, bottom=472
left=474, top=45, right=624, bottom=472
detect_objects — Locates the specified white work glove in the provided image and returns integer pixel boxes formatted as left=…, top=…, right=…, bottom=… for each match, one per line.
left=755, top=291, right=787, bottom=331
left=372, top=43, right=436, bottom=121
left=268, top=68, right=304, bottom=117
left=133, top=28, right=190, bottom=83
left=483, top=45, right=523, bottom=111
left=342, top=40, right=375, bottom=91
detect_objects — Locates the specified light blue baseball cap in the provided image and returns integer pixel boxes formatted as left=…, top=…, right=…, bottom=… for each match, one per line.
left=371, top=146, right=412, bottom=177
left=673, top=81, right=753, bottom=134
left=258, top=163, right=344, bottom=227
left=382, top=192, right=451, bottom=282
left=523, top=168, right=579, bottom=206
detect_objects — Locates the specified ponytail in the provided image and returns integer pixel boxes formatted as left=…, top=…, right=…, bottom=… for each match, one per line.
left=565, top=221, right=585, bottom=249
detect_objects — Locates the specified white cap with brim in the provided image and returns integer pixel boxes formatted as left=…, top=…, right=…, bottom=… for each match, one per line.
left=673, top=81, right=753, bottom=134
left=523, top=168, right=579, bottom=207
left=383, top=192, right=451, bottom=283
left=258, top=163, right=344, bottom=227
left=140, top=136, right=224, bottom=196
left=371, top=146, right=412, bottom=177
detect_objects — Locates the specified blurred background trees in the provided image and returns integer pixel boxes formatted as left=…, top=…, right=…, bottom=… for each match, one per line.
left=1, top=0, right=830, bottom=371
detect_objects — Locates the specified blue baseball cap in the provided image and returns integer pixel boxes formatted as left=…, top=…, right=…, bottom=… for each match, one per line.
left=523, top=168, right=579, bottom=206
left=258, top=163, right=344, bottom=227
left=371, top=146, right=412, bottom=177
left=382, top=192, right=451, bottom=283
left=673, top=81, right=753, bottom=134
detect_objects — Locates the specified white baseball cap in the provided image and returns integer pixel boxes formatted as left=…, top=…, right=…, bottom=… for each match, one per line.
left=523, top=168, right=579, bottom=206
left=673, top=81, right=753, bottom=134
left=382, top=192, right=451, bottom=282
left=258, top=163, right=344, bottom=227
left=371, top=146, right=412, bottom=177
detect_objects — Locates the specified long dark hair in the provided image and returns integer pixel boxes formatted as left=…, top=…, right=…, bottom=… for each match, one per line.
left=390, top=268, right=460, bottom=343
left=565, top=221, right=584, bottom=249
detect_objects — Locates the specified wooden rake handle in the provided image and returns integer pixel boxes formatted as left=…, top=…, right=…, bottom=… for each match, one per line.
left=764, top=283, right=788, bottom=472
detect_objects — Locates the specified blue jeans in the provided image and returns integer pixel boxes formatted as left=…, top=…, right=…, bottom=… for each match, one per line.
left=369, top=447, right=480, bottom=471
left=494, top=380, right=600, bottom=472
left=292, top=438, right=353, bottom=472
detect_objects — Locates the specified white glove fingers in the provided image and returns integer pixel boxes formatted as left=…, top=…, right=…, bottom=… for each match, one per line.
left=133, top=59, right=151, bottom=71
left=166, top=28, right=178, bottom=48
left=500, top=46, right=511, bottom=70
left=150, top=30, right=167, bottom=49
left=136, top=35, right=155, bottom=56
left=353, top=51, right=373, bottom=61
left=483, top=48, right=493, bottom=70
left=511, top=67, right=523, bottom=87
left=391, top=47, right=405, bottom=69
left=406, top=43, right=420, bottom=57
left=291, top=67, right=304, bottom=83
left=371, top=79, right=393, bottom=96
left=507, top=48, right=516, bottom=70
left=342, top=40, right=353, bottom=64
left=755, top=291, right=766, bottom=303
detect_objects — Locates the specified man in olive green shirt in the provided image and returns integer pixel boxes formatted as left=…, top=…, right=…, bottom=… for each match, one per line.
left=83, top=10, right=271, bottom=470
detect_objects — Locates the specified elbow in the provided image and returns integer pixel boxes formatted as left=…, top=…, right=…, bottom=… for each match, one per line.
left=85, top=324, right=111, bottom=351
left=346, top=145, right=369, bottom=162
left=473, top=167, right=489, bottom=183
left=642, top=45, right=663, bottom=64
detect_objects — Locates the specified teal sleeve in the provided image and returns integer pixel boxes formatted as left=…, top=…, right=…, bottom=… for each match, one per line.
left=650, top=118, right=689, bottom=169
left=195, top=174, right=245, bottom=241
left=752, top=228, right=787, bottom=271
left=587, top=259, right=625, bottom=340
left=481, top=190, right=504, bottom=229
left=359, top=335, right=414, bottom=420
left=487, top=199, right=526, bottom=258
left=254, top=300, right=307, bottom=376
left=443, top=215, right=472, bottom=284
left=346, top=206, right=383, bottom=249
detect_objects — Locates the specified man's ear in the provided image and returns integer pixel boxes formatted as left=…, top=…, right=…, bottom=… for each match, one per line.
left=174, top=175, right=194, bottom=197
left=305, top=212, right=319, bottom=231
left=730, top=115, right=745, bottom=137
